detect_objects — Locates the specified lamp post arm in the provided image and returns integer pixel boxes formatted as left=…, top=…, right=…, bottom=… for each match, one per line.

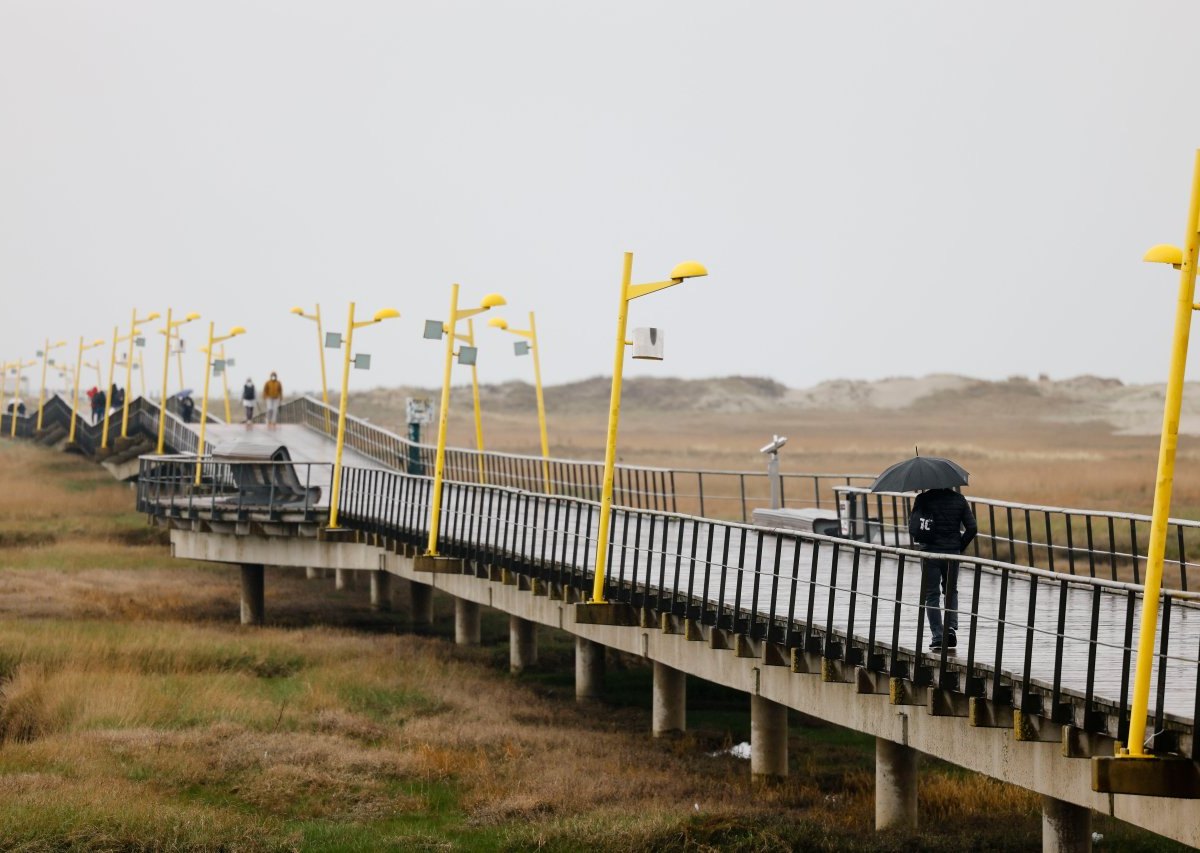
left=627, top=278, right=683, bottom=300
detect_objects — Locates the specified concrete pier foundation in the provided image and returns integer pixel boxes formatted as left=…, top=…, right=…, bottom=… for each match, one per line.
left=455, top=598, right=481, bottom=646
left=1042, top=796, right=1092, bottom=853
left=409, top=581, right=433, bottom=631
left=370, top=570, right=392, bottom=611
left=652, top=662, right=686, bottom=737
left=335, top=568, right=355, bottom=591
left=509, top=616, right=537, bottom=673
left=240, top=564, right=264, bottom=626
left=305, top=567, right=321, bottom=580
left=575, top=637, right=605, bottom=702
left=750, top=694, right=788, bottom=781
left=875, top=737, right=918, bottom=830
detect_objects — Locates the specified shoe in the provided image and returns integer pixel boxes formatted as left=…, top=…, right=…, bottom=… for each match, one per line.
left=946, top=629, right=957, bottom=649
left=930, top=639, right=942, bottom=652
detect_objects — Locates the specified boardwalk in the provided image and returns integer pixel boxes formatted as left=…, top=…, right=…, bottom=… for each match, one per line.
left=136, top=399, right=1200, bottom=731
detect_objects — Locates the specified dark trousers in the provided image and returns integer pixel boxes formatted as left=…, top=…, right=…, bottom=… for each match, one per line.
left=921, top=558, right=959, bottom=644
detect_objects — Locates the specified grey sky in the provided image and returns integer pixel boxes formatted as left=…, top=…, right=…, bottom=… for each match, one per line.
left=3, top=1, right=1200, bottom=397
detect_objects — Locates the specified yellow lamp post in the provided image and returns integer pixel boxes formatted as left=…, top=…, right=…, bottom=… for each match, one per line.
left=489, top=311, right=552, bottom=493
left=422, top=286, right=506, bottom=557
left=156, top=310, right=201, bottom=454
left=35, top=339, right=67, bottom=430
left=156, top=324, right=189, bottom=393
left=8, top=358, right=37, bottom=438
left=290, top=305, right=332, bottom=434
left=101, top=324, right=144, bottom=450
left=589, top=253, right=707, bottom=604
left=194, top=323, right=247, bottom=485
left=121, top=310, right=160, bottom=439
left=326, top=303, right=400, bottom=529
left=68, top=337, right=106, bottom=445
left=199, top=343, right=237, bottom=423
left=0, top=361, right=12, bottom=406
left=1120, top=150, right=1200, bottom=759
left=451, top=318, right=486, bottom=483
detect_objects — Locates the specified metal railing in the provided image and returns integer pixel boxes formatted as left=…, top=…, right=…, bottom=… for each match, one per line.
left=836, top=486, right=1200, bottom=593
left=1, top=395, right=212, bottom=457
left=136, top=455, right=325, bottom=522
left=273, top=395, right=875, bottom=518
left=136, top=458, right=1200, bottom=753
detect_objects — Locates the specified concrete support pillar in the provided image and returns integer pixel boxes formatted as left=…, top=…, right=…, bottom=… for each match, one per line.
left=240, top=564, right=264, bottom=626
left=1042, top=796, right=1092, bottom=853
left=652, top=662, right=686, bottom=737
left=509, top=616, right=538, bottom=673
left=409, top=581, right=433, bottom=631
left=370, top=570, right=392, bottom=611
left=305, top=567, right=321, bottom=580
left=750, top=694, right=788, bottom=781
left=575, top=637, right=605, bottom=702
left=455, top=598, right=481, bottom=646
left=875, top=737, right=918, bottom=831
left=335, top=569, right=355, bottom=591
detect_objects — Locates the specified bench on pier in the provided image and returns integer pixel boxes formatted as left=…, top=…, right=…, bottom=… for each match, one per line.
left=212, top=440, right=320, bottom=508
left=752, top=507, right=841, bottom=536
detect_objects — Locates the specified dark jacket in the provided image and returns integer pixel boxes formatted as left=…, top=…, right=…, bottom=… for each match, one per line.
left=909, top=488, right=977, bottom=554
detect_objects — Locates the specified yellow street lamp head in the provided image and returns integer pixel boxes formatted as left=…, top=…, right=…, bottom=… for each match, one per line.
left=52, top=340, right=66, bottom=348
left=183, top=312, right=201, bottom=322
left=91, top=339, right=105, bottom=347
left=1144, top=243, right=1184, bottom=269
left=479, top=293, right=506, bottom=309
left=144, top=312, right=161, bottom=322
left=228, top=326, right=246, bottom=336
left=669, top=260, right=708, bottom=283
left=372, top=308, right=401, bottom=322
left=488, top=317, right=509, bottom=330
left=290, top=306, right=305, bottom=315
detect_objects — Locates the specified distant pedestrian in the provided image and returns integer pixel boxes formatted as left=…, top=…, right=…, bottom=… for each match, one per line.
left=242, top=378, right=256, bottom=427
left=180, top=395, right=195, bottom=424
left=90, top=387, right=105, bottom=424
left=262, top=371, right=282, bottom=429
left=908, top=488, right=978, bottom=652
left=110, top=384, right=124, bottom=414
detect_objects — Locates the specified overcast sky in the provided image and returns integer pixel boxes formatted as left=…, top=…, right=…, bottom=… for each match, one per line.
left=3, top=1, right=1200, bottom=397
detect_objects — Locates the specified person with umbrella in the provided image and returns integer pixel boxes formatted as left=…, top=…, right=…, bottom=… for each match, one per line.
left=871, top=455, right=978, bottom=652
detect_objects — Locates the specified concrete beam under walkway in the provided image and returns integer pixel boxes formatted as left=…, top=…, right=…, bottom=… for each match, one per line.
left=652, top=662, right=686, bottom=737
left=455, top=598, right=481, bottom=646
left=370, top=570, right=392, bottom=611
left=875, top=737, right=917, bottom=831
left=1042, top=796, right=1092, bottom=853
left=409, top=580, right=433, bottom=631
left=240, top=564, right=264, bottom=626
left=751, top=694, right=788, bottom=782
left=575, top=637, right=605, bottom=702
left=510, top=616, right=537, bottom=673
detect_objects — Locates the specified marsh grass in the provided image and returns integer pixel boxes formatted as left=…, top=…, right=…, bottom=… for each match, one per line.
left=0, top=441, right=1190, bottom=850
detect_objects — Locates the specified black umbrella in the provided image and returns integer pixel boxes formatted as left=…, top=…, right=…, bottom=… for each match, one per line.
left=870, top=455, right=969, bottom=493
